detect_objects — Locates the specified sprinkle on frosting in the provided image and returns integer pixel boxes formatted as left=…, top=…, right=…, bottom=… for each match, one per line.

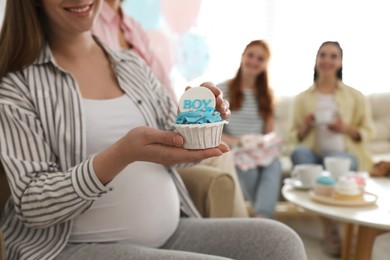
left=175, top=107, right=222, bottom=124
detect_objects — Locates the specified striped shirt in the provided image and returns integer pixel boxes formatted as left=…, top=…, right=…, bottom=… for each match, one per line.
left=218, top=81, right=264, bottom=136
left=0, top=42, right=199, bottom=260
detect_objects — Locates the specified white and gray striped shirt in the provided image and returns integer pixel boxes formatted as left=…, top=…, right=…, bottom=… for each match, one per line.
left=218, top=81, right=264, bottom=136
left=0, top=43, right=199, bottom=260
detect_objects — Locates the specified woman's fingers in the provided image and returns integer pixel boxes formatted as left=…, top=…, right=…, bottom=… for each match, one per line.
left=215, top=143, right=230, bottom=153
left=138, top=127, right=184, bottom=147
left=159, top=146, right=224, bottom=165
left=200, top=82, right=222, bottom=98
left=141, top=143, right=225, bottom=167
left=126, top=126, right=228, bottom=166
left=199, top=82, right=231, bottom=119
left=216, top=97, right=230, bottom=119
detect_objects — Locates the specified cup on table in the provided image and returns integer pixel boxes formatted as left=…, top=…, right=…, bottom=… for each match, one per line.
left=291, top=164, right=323, bottom=187
left=324, top=157, right=352, bottom=179
left=314, top=110, right=334, bottom=125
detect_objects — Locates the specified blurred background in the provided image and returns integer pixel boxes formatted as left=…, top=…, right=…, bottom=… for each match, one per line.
left=1, top=0, right=389, bottom=97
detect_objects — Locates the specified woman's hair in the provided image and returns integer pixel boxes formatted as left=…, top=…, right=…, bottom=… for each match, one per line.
left=228, top=39, right=275, bottom=121
left=0, top=0, right=46, bottom=80
left=313, top=41, right=343, bottom=81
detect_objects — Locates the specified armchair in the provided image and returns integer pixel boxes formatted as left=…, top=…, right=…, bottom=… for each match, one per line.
left=178, top=151, right=249, bottom=218
left=178, top=165, right=235, bottom=217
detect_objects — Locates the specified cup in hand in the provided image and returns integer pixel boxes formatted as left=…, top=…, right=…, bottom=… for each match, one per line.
left=291, top=164, right=323, bottom=187
left=324, top=157, right=352, bottom=179
left=315, top=110, right=334, bottom=125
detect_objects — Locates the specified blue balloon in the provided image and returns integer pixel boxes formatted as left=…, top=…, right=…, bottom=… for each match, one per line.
left=122, top=0, right=161, bottom=29
left=176, top=33, right=210, bottom=81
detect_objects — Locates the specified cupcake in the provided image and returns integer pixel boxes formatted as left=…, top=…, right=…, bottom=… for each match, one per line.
left=313, top=176, right=336, bottom=197
left=332, top=176, right=364, bottom=201
left=346, top=175, right=366, bottom=192
left=172, top=87, right=228, bottom=149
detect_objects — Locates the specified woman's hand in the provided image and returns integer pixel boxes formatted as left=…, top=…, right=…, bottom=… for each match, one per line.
left=185, top=82, right=231, bottom=120
left=328, top=116, right=346, bottom=133
left=94, top=126, right=230, bottom=184
left=124, top=126, right=229, bottom=166
left=298, top=113, right=315, bottom=141
left=329, top=116, right=361, bottom=141
left=304, top=113, right=316, bottom=128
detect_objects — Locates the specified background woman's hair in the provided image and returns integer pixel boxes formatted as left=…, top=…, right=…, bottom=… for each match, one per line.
left=314, top=41, right=343, bottom=81
left=0, top=0, right=46, bottom=80
left=228, top=39, right=275, bottom=121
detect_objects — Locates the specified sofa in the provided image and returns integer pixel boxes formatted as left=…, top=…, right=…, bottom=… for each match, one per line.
left=274, top=92, right=390, bottom=176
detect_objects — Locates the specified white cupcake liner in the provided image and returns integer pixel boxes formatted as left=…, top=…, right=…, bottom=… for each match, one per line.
left=172, top=121, right=228, bottom=149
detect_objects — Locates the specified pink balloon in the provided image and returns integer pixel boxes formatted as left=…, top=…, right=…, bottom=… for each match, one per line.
left=146, top=30, right=176, bottom=73
left=161, top=0, right=202, bottom=34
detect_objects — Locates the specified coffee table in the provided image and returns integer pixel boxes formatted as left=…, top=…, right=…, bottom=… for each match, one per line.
left=282, top=176, right=390, bottom=260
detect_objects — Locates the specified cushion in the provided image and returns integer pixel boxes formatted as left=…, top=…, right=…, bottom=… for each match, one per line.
left=177, top=165, right=236, bottom=218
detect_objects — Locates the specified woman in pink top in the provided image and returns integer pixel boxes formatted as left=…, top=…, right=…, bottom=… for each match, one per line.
left=93, top=0, right=176, bottom=101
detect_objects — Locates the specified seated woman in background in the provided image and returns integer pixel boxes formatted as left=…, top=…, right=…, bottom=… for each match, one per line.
left=218, top=40, right=282, bottom=219
left=289, top=41, right=375, bottom=256
left=0, top=1, right=307, bottom=260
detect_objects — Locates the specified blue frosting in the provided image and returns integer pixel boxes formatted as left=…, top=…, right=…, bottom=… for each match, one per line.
left=175, top=107, right=222, bottom=124
left=316, top=176, right=337, bottom=186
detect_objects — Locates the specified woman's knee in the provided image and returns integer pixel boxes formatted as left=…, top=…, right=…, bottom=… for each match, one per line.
left=268, top=159, right=282, bottom=171
left=244, top=219, right=307, bottom=259
left=262, top=160, right=282, bottom=182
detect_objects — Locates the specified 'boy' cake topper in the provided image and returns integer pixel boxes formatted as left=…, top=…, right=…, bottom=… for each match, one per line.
left=178, top=87, right=216, bottom=112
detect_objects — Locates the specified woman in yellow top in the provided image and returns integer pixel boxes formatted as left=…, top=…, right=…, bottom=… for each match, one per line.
left=289, top=41, right=375, bottom=256
left=290, top=41, right=374, bottom=171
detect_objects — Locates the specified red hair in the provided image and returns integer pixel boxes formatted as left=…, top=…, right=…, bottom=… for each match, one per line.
left=228, top=40, right=275, bottom=121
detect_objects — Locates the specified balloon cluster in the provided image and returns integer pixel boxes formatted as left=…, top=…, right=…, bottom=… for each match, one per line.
left=122, top=0, right=209, bottom=81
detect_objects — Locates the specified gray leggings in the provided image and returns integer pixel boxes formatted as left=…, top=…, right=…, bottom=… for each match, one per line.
left=56, top=218, right=307, bottom=260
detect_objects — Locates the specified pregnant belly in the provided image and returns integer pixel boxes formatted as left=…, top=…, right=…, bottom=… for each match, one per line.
left=69, top=162, right=180, bottom=247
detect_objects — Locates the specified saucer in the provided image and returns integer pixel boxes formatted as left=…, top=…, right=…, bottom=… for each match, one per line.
left=309, top=191, right=378, bottom=207
left=284, top=178, right=312, bottom=190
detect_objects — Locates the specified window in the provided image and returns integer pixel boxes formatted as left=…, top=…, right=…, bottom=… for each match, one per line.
left=172, top=0, right=390, bottom=96
left=2, top=0, right=389, bottom=96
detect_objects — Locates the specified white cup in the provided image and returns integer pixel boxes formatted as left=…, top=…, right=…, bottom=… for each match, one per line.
left=315, top=110, right=334, bottom=125
left=324, top=157, right=352, bottom=179
left=291, top=164, right=323, bottom=187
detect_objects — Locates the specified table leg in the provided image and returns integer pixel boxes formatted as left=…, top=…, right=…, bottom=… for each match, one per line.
left=355, top=226, right=386, bottom=260
left=342, top=223, right=355, bottom=260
